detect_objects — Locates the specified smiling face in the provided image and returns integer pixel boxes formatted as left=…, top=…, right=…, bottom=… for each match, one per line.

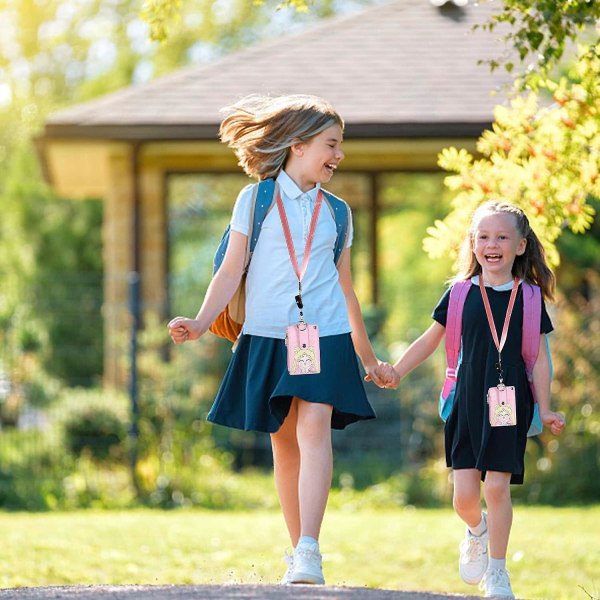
left=285, top=123, right=344, bottom=191
left=494, top=403, right=514, bottom=426
left=293, top=346, right=318, bottom=374
left=472, top=212, right=527, bottom=285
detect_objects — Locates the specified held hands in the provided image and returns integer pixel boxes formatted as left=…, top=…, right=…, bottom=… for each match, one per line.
left=364, top=361, right=401, bottom=389
left=167, top=317, right=204, bottom=344
left=541, top=410, right=566, bottom=436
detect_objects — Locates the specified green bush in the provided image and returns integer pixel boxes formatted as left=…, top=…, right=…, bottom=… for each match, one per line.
left=64, top=406, right=128, bottom=462
left=0, top=429, right=74, bottom=510
left=516, top=417, right=600, bottom=505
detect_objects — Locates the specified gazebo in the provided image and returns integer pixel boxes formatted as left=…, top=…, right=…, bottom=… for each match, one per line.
left=37, top=0, right=511, bottom=384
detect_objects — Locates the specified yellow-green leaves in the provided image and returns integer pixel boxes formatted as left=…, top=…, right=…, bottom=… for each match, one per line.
left=424, top=45, right=599, bottom=269
left=141, top=0, right=183, bottom=43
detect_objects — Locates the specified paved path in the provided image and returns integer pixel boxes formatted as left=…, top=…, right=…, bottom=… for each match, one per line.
left=0, top=586, right=483, bottom=600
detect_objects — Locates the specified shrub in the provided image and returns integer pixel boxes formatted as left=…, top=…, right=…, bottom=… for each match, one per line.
left=64, top=406, right=128, bottom=462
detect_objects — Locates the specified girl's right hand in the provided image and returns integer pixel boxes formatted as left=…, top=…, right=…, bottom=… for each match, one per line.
left=541, top=410, right=566, bottom=436
left=167, top=317, right=204, bottom=344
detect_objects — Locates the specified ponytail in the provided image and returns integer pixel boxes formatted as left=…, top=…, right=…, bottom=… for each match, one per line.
left=514, top=224, right=556, bottom=301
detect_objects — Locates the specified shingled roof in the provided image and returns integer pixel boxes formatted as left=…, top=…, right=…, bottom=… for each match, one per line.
left=43, top=0, right=513, bottom=140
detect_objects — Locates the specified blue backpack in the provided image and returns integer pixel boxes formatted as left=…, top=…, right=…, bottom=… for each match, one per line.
left=439, top=280, right=549, bottom=437
left=208, top=177, right=351, bottom=342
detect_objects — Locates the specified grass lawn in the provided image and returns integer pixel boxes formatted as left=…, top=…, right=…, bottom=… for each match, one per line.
left=0, top=506, right=598, bottom=599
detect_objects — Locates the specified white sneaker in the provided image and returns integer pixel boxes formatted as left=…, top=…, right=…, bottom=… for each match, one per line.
left=459, top=514, right=489, bottom=584
left=288, top=542, right=325, bottom=585
left=480, top=567, right=515, bottom=598
left=279, top=549, right=294, bottom=585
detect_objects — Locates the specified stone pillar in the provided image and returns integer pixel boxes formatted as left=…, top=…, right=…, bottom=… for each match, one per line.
left=139, top=160, right=168, bottom=322
left=102, top=144, right=135, bottom=387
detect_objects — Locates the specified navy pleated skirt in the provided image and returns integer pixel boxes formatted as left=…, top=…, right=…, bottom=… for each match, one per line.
left=207, top=333, right=376, bottom=433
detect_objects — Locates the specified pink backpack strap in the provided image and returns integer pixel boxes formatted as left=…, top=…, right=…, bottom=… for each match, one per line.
left=441, top=280, right=471, bottom=399
left=521, top=282, right=542, bottom=401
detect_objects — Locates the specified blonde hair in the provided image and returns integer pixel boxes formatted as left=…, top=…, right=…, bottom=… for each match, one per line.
left=455, top=201, right=556, bottom=301
left=219, top=94, right=344, bottom=180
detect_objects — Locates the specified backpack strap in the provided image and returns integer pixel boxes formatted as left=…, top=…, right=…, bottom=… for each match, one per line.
left=248, top=178, right=277, bottom=260
left=441, top=280, right=471, bottom=399
left=321, top=189, right=350, bottom=265
left=212, top=179, right=276, bottom=276
left=521, top=282, right=542, bottom=400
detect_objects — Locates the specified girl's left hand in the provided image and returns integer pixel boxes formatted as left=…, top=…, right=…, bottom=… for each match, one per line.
left=364, top=361, right=396, bottom=388
left=541, top=411, right=566, bottom=436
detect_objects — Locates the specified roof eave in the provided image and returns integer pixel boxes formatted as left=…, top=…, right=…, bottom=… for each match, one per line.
left=40, top=121, right=491, bottom=142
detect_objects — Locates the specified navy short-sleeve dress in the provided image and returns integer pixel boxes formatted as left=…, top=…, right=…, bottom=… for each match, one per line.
left=433, top=279, right=553, bottom=484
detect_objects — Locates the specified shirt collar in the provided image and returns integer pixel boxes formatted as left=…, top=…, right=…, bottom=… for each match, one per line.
left=276, top=170, right=321, bottom=201
left=471, top=275, right=522, bottom=292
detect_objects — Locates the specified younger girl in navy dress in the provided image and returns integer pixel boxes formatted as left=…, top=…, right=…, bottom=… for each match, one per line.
left=168, top=94, right=390, bottom=585
left=384, top=202, right=565, bottom=598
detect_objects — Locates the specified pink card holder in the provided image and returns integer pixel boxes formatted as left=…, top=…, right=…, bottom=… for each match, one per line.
left=487, top=384, right=517, bottom=427
left=285, top=323, right=320, bottom=375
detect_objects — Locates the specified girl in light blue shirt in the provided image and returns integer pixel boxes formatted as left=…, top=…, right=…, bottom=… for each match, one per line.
left=168, top=94, right=392, bottom=586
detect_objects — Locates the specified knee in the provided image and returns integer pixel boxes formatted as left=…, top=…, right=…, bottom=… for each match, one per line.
left=271, top=428, right=299, bottom=461
left=483, top=475, right=511, bottom=505
left=296, top=405, right=332, bottom=450
left=297, top=423, right=330, bottom=451
left=453, top=489, right=479, bottom=513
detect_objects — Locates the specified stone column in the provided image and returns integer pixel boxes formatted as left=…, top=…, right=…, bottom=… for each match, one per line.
left=102, top=144, right=135, bottom=387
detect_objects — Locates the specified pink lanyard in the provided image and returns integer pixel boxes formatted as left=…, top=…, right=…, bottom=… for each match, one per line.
left=276, top=190, right=323, bottom=323
left=479, top=276, right=519, bottom=384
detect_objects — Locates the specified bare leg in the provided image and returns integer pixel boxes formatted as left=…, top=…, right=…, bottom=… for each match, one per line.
left=270, top=399, right=300, bottom=546
left=483, top=471, right=513, bottom=559
left=453, top=469, right=484, bottom=528
left=296, top=399, right=333, bottom=540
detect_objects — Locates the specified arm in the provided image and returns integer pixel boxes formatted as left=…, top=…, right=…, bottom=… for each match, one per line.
left=392, top=321, right=446, bottom=382
left=337, top=247, right=390, bottom=387
left=168, top=230, right=247, bottom=344
left=532, top=334, right=565, bottom=435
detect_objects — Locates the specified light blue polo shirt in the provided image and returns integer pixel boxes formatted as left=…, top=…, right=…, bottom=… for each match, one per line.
left=230, top=170, right=354, bottom=339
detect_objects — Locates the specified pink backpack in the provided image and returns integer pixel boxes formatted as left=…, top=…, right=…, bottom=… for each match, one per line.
left=439, top=280, right=546, bottom=437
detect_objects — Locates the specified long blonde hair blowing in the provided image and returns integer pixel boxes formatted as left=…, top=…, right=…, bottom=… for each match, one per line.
left=456, top=201, right=556, bottom=301
left=219, top=94, right=344, bottom=180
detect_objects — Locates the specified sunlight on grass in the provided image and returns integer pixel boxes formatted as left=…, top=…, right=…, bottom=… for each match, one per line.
left=0, top=506, right=598, bottom=599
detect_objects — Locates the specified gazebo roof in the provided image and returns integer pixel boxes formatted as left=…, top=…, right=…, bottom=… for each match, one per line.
left=43, top=0, right=512, bottom=141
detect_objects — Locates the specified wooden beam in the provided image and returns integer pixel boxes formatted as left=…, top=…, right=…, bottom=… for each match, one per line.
left=369, top=173, right=380, bottom=305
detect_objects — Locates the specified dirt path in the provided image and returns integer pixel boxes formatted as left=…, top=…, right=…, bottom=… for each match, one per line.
left=0, top=585, right=484, bottom=599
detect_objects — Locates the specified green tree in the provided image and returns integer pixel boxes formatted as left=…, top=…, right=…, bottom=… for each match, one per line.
left=420, top=2, right=599, bottom=265
left=424, top=46, right=599, bottom=268
left=0, top=0, right=321, bottom=388
left=141, top=0, right=600, bottom=63
left=0, top=142, right=103, bottom=386
left=141, top=0, right=334, bottom=42
left=477, top=0, right=600, bottom=83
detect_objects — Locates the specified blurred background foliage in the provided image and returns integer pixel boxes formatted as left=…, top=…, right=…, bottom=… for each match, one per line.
left=425, top=46, right=599, bottom=267
left=0, top=0, right=598, bottom=511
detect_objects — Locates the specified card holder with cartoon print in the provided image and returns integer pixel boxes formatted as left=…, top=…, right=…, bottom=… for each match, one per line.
left=487, top=384, right=517, bottom=427
left=285, top=323, right=320, bottom=375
